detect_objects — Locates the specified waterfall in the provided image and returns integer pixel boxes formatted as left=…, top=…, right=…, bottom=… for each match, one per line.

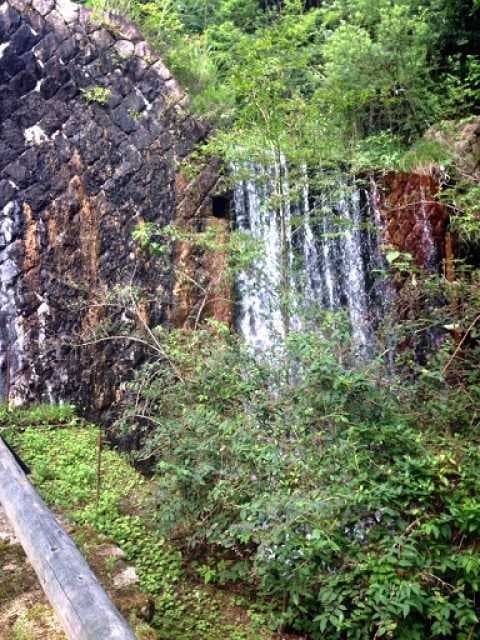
left=234, top=164, right=288, bottom=352
left=234, top=165, right=388, bottom=353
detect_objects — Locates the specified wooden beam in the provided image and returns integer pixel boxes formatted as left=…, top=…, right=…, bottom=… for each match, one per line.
left=0, top=437, right=137, bottom=640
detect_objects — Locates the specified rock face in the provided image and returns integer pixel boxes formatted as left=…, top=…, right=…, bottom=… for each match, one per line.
left=173, top=163, right=232, bottom=329
left=428, top=116, right=480, bottom=181
left=376, top=172, right=448, bottom=270
left=0, top=0, right=219, bottom=409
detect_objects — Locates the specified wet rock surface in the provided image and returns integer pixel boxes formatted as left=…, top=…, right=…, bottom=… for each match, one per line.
left=0, top=0, right=212, bottom=409
left=376, top=172, right=448, bottom=270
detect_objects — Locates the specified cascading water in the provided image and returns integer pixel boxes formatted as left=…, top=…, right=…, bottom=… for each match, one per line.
left=234, top=164, right=289, bottom=352
left=234, top=164, right=389, bottom=353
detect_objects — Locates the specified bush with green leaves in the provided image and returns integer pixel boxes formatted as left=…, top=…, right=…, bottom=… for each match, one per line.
left=113, top=314, right=480, bottom=639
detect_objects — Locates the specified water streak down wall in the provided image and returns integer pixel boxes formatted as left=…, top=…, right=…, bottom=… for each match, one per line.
left=234, top=165, right=449, bottom=353
left=0, top=0, right=215, bottom=409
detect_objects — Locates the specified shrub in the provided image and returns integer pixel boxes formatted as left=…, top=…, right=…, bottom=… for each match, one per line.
left=114, top=319, right=480, bottom=638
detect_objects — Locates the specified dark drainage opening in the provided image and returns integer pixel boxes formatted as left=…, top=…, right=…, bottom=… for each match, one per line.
left=212, top=194, right=231, bottom=219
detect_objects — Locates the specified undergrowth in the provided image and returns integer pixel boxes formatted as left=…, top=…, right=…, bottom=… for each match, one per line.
left=112, top=318, right=480, bottom=640
left=3, top=412, right=275, bottom=640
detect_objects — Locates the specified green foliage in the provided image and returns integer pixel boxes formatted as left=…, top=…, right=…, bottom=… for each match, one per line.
left=398, top=139, right=453, bottom=173
left=10, top=420, right=275, bottom=640
left=442, top=180, right=480, bottom=243
left=318, top=4, right=438, bottom=141
left=12, top=614, right=31, bottom=640
left=0, top=403, right=77, bottom=431
left=81, top=86, right=112, bottom=105
left=88, top=0, right=135, bottom=16
left=87, top=0, right=480, bottom=172
left=133, top=220, right=261, bottom=279
left=113, top=315, right=480, bottom=638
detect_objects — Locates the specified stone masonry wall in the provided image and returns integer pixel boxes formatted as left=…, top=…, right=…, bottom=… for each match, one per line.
left=0, top=0, right=213, bottom=409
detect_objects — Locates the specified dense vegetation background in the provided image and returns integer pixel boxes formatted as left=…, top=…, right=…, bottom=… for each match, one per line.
left=95, top=0, right=480, bottom=163
left=31, top=0, right=480, bottom=637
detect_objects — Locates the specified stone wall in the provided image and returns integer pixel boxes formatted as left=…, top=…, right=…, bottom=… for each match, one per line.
left=0, top=0, right=218, bottom=409
left=173, top=163, right=232, bottom=330
left=376, top=172, right=448, bottom=271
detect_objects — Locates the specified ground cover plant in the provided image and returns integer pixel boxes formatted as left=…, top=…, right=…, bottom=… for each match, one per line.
left=2, top=408, right=281, bottom=640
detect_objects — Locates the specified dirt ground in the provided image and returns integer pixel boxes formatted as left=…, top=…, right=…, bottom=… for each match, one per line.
left=0, top=506, right=156, bottom=640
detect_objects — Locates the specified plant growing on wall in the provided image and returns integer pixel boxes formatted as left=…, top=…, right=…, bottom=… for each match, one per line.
left=81, top=86, right=112, bottom=105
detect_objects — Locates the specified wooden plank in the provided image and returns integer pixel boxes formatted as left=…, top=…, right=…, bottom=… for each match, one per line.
left=0, top=437, right=137, bottom=640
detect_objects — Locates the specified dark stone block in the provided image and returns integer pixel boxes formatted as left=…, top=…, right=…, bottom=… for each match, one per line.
left=24, top=181, right=49, bottom=212
left=118, top=141, right=141, bottom=170
left=109, top=69, right=130, bottom=96
left=0, top=7, right=21, bottom=42
left=39, top=75, right=60, bottom=99
left=39, top=109, right=63, bottom=135
left=0, top=178, right=16, bottom=208
left=21, top=50, right=43, bottom=76
left=98, top=51, right=115, bottom=77
left=81, top=124, right=104, bottom=164
left=106, top=91, right=122, bottom=109
left=10, top=22, right=40, bottom=55
left=58, top=37, right=78, bottom=62
left=0, top=64, right=10, bottom=84
left=111, top=105, right=137, bottom=134
left=67, top=62, right=93, bottom=88
left=13, top=91, right=46, bottom=127
left=122, top=91, right=145, bottom=114
left=55, top=80, right=78, bottom=101
left=45, top=10, right=69, bottom=42
left=32, top=0, right=55, bottom=17
left=90, top=104, right=112, bottom=129
left=144, top=115, right=163, bottom=138
left=0, top=49, right=25, bottom=77
left=84, top=159, right=111, bottom=194
left=50, top=165, right=70, bottom=194
left=10, top=69, right=37, bottom=96
left=139, top=74, right=161, bottom=102
left=0, top=86, right=18, bottom=118
left=1, top=119, right=24, bottom=152
left=0, top=141, right=16, bottom=170
left=51, top=99, right=70, bottom=124
left=21, top=147, right=40, bottom=174
left=53, top=132, right=72, bottom=162
left=126, top=56, right=147, bottom=82
left=62, top=191, right=81, bottom=218
left=76, top=43, right=96, bottom=65
left=129, top=177, right=148, bottom=204
left=26, top=9, right=47, bottom=36
left=32, top=32, right=58, bottom=63
left=90, top=28, right=114, bottom=52
left=62, top=114, right=82, bottom=138
left=130, top=126, right=153, bottom=151
left=83, top=58, right=104, bottom=81
left=4, top=160, right=27, bottom=187
left=44, top=56, right=71, bottom=84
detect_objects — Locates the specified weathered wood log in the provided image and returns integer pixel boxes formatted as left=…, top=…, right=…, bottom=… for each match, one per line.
left=0, top=437, right=137, bottom=640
